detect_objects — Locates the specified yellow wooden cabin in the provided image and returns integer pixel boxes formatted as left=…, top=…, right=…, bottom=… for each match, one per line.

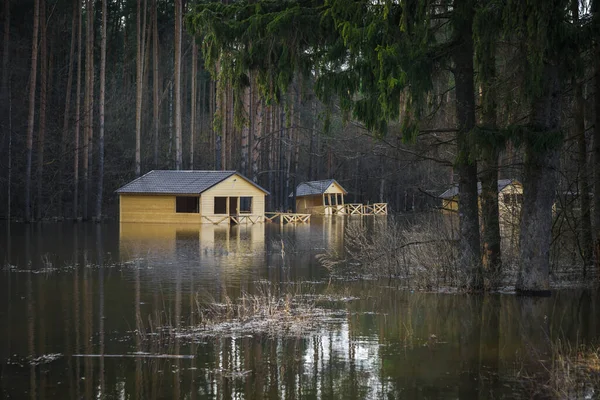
left=293, top=179, right=348, bottom=215
left=439, top=179, right=523, bottom=219
left=117, top=170, right=269, bottom=224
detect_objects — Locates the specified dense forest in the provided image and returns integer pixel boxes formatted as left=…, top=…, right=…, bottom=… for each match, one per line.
left=0, top=0, right=442, bottom=223
left=1, top=0, right=600, bottom=292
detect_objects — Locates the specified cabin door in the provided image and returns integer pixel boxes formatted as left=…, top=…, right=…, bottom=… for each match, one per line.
left=229, top=197, right=238, bottom=216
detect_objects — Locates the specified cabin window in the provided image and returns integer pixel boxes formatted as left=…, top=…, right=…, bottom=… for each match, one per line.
left=176, top=196, right=199, bottom=213
left=324, top=195, right=330, bottom=206
left=214, top=197, right=227, bottom=214
left=240, top=197, right=252, bottom=214
left=503, top=193, right=523, bottom=206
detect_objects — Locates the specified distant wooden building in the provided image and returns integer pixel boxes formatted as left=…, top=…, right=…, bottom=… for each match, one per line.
left=293, top=179, right=348, bottom=215
left=116, top=170, right=269, bottom=224
left=439, top=179, right=523, bottom=218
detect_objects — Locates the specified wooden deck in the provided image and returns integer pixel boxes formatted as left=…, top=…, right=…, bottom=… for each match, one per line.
left=265, top=212, right=311, bottom=224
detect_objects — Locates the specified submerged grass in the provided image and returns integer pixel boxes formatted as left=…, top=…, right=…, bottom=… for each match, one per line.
left=520, top=340, right=600, bottom=399
left=189, top=281, right=346, bottom=338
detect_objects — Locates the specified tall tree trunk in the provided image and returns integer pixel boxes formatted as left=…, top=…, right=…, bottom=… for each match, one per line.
left=292, top=90, right=300, bottom=212
left=574, top=78, right=593, bottom=270
left=241, top=85, right=250, bottom=176
left=174, top=0, right=182, bottom=169
left=96, top=0, right=106, bottom=220
left=1, top=0, right=8, bottom=218
left=220, top=86, right=227, bottom=169
left=252, top=89, right=263, bottom=182
left=60, top=0, right=77, bottom=219
left=25, top=0, right=40, bottom=222
left=190, top=41, right=197, bottom=169
left=1, top=0, right=9, bottom=96
left=6, top=81, right=10, bottom=220
left=152, top=0, right=159, bottom=168
left=594, top=34, right=600, bottom=274
left=36, top=0, right=47, bottom=220
left=516, top=63, right=561, bottom=295
left=479, top=58, right=502, bottom=284
left=210, top=80, right=216, bottom=169
left=453, top=0, right=482, bottom=289
left=135, top=0, right=145, bottom=176
left=73, top=0, right=82, bottom=220
left=83, top=0, right=94, bottom=221
left=308, top=96, right=317, bottom=181
left=279, top=104, right=285, bottom=210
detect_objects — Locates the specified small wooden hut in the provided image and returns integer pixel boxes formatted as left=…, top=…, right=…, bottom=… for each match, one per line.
left=293, top=179, right=348, bottom=215
left=439, top=179, right=523, bottom=217
left=117, top=170, right=269, bottom=224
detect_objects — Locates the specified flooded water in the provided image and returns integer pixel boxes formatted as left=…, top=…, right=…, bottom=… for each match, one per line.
left=1, top=218, right=599, bottom=399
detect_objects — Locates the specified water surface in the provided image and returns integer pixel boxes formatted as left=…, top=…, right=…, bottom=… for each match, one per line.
left=1, top=219, right=599, bottom=399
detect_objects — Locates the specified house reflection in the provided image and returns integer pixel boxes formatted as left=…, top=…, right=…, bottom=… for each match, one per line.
left=118, top=222, right=266, bottom=264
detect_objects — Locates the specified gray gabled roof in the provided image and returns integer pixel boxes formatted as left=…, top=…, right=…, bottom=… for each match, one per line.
left=439, top=179, right=519, bottom=199
left=292, top=179, right=348, bottom=197
left=116, top=170, right=269, bottom=195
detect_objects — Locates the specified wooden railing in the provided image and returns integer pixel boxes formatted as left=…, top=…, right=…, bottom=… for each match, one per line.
left=265, top=212, right=311, bottom=224
left=201, top=215, right=265, bottom=225
left=325, top=203, right=388, bottom=216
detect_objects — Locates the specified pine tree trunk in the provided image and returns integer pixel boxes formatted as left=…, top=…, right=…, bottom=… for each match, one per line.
left=83, top=0, right=94, bottom=221
left=73, top=0, right=82, bottom=220
left=516, top=63, right=561, bottom=296
left=96, top=0, right=106, bottom=221
left=452, top=0, right=482, bottom=289
left=190, top=41, right=197, bottom=169
left=594, top=44, right=600, bottom=275
left=152, top=0, right=159, bottom=168
left=174, top=0, right=182, bottom=170
left=2, top=0, right=9, bottom=96
left=267, top=104, right=274, bottom=210
left=221, top=86, right=227, bottom=169
left=308, top=97, right=317, bottom=181
left=480, top=80, right=501, bottom=283
left=1, top=0, right=8, bottom=219
left=6, top=81, right=10, bottom=220
left=25, top=0, right=40, bottom=222
left=292, top=91, right=300, bottom=212
left=60, top=0, right=77, bottom=219
left=135, top=0, right=144, bottom=176
left=279, top=105, right=285, bottom=210
left=241, top=85, right=250, bottom=176
left=574, top=78, right=593, bottom=270
left=252, top=89, right=263, bottom=182
left=36, top=0, right=47, bottom=221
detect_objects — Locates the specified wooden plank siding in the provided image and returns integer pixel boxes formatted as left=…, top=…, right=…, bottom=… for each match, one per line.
left=201, top=175, right=265, bottom=221
left=119, top=194, right=204, bottom=224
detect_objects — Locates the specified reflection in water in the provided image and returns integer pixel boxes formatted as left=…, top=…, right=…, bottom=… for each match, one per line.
left=0, top=221, right=600, bottom=399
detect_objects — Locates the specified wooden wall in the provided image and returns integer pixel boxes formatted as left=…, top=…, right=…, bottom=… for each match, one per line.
left=296, top=195, right=323, bottom=214
left=119, top=194, right=204, bottom=223
left=325, top=181, right=347, bottom=195
left=201, top=175, right=266, bottom=219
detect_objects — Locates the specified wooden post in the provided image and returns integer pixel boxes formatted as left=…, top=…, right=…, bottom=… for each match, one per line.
left=226, top=196, right=230, bottom=216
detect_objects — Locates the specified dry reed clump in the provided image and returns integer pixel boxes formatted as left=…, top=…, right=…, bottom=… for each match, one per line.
left=520, top=340, right=600, bottom=399
left=317, top=214, right=464, bottom=290
left=191, top=281, right=346, bottom=337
